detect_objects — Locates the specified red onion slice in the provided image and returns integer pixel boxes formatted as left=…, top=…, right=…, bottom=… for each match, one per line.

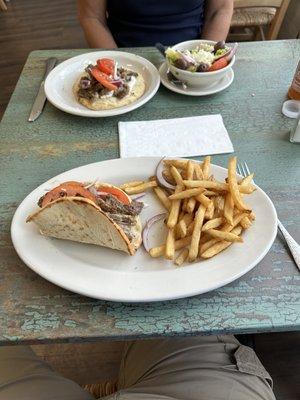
left=142, top=213, right=167, bottom=252
left=131, top=193, right=146, bottom=201
left=155, top=158, right=176, bottom=190
left=97, top=191, right=110, bottom=196
left=225, top=43, right=238, bottom=63
left=110, top=79, right=123, bottom=87
left=87, top=186, right=99, bottom=197
left=87, top=185, right=110, bottom=198
left=181, top=52, right=196, bottom=64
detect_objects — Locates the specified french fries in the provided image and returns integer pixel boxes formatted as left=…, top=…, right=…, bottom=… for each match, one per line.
left=186, top=161, right=197, bottom=214
left=199, top=238, right=219, bottom=255
left=124, top=180, right=157, bottom=194
left=188, top=204, right=206, bottom=262
left=167, top=185, right=183, bottom=228
left=224, top=192, right=234, bottom=225
left=214, top=195, right=225, bottom=214
left=122, top=156, right=255, bottom=267
left=202, top=156, right=211, bottom=180
left=183, top=180, right=228, bottom=191
left=149, top=236, right=192, bottom=258
left=186, top=220, right=195, bottom=236
left=240, top=173, right=254, bottom=187
left=154, top=187, right=171, bottom=210
left=186, top=160, right=194, bottom=180
left=206, top=229, right=243, bottom=243
left=169, top=188, right=204, bottom=200
left=204, top=201, right=214, bottom=220
left=119, top=180, right=144, bottom=190
left=165, top=228, right=175, bottom=260
left=194, top=163, right=204, bottom=180
left=170, top=165, right=184, bottom=186
left=176, top=214, right=193, bottom=239
left=201, top=226, right=243, bottom=259
left=203, top=190, right=218, bottom=196
left=202, top=217, right=224, bottom=231
left=162, top=168, right=176, bottom=185
left=175, top=248, right=189, bottom=266
left=163, top=159, right=188, bottom=169
left=228, top=157, right=251, bottom=211
left=186, top=197, right=196, bottom=214
left=196, top=193, right=212, bottom=208
left=240, top=216, right=252, bottom=229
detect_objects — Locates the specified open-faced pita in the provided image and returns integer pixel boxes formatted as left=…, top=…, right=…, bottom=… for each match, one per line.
left=73, top=73, right=146, bottom=111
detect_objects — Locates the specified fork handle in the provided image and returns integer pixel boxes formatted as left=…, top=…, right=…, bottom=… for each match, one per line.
left=277, top=219, right=300, bottom=270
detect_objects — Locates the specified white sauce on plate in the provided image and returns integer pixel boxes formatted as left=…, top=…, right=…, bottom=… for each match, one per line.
left=99, top=75, right=137, bottom=99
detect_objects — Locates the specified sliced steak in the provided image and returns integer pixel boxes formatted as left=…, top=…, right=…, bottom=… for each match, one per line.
left=97, top=195, right=143, bottom=216
left=114, top=84, right=129, bottom=99
left=106, top=213, right=136, bottom=226
left=118, top=67, right=138, bottom=80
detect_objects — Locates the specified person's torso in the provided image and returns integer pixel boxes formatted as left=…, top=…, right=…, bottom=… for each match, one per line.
left=107, top=0, right=206, bottom=47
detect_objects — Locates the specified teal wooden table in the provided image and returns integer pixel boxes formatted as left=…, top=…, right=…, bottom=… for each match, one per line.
left=0, top=40, right=299, bottom=345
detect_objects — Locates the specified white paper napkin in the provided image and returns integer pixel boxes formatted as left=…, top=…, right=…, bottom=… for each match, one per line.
left=118, top=114, right=234, bottom=158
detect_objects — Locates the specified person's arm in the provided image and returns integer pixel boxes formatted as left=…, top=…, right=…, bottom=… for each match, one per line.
left=77, top=0, right=117, bottom=48
left=201, top=0, right=233, bottom=42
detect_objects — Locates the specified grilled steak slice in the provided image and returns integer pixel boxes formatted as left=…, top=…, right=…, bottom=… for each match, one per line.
left=97, top=195, right=143, bottom=216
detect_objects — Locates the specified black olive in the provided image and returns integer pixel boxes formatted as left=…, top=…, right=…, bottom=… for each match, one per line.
left=214, top=41, right=226, bottom=53
left=174, top=57, right=189, bottom=70
left=197, top=63, right=209, bottom=72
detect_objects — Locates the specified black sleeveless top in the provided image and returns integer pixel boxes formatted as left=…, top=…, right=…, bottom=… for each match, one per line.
left=107, top=0, right=206, bottom=47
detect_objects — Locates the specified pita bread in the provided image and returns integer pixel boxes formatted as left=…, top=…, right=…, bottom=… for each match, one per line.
left=26, top=197, right=142, bottom=255
left=73, top=73, right=146, bottom=111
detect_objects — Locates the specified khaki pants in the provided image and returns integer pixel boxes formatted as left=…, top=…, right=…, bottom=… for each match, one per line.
left=0, top=336, right=275, bottom=400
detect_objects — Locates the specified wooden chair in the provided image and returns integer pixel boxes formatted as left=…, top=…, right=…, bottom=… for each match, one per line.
left=230, top=0, right=291, bottom=40
left=82, top=380, right=117, bottom=399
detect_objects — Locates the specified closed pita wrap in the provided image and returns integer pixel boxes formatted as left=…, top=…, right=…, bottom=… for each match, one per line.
left=26, top=196, right=142, bottom=255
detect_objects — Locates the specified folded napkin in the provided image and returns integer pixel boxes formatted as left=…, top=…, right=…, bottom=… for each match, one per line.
left=118, top=114, right=234, bottom=158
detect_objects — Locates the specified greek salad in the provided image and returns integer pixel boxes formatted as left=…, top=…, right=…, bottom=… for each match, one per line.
left=166, top=41, right=238, bottom=73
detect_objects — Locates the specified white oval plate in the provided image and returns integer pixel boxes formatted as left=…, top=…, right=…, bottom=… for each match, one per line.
left=159, top=62, right=234, bottom=96
left=11, top=158, right=277, bottom=302
left=44, top=51, right=160, bottom=117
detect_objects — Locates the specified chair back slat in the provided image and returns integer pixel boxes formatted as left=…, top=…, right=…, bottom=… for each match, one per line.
left=234, top=0, right=282, bottom=7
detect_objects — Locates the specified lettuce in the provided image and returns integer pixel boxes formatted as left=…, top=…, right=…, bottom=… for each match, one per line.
left=215, top=48, right=228, bottom=57
left=165, top=48, right=180, bottom=63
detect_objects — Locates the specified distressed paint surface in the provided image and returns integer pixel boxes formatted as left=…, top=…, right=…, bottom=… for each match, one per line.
left=0, top=41, right=299, bottom=345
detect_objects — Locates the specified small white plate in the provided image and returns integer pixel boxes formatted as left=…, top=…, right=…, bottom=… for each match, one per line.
left=11, top=158, right=277, bottom=303
left=159, top=62, right=234, bottom=96
left=44, top=51, right=160, bottom=117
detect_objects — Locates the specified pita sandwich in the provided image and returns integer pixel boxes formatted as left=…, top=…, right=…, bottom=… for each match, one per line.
left=26, top=182, right=143, bottom=255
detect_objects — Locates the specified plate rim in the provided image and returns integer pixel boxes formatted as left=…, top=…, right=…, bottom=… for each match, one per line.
left=44, top=50, right=161, bottom=117
left=11, top=157, right=278, bottom=302
left=159, top=62, right=234, bottom=96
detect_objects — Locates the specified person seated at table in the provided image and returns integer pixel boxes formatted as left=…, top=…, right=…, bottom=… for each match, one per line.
left=78, top=0, right=234, bottom=48
left=0, top=335, right=276, bottom=400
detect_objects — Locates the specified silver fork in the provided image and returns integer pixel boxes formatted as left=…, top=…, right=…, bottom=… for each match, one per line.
left=237, top=161, right=300, bottom=270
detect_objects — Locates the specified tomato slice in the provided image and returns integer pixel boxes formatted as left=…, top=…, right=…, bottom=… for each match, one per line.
left=90, top=67, right=117, bottom=91
left=97, top=58, right=115, bottom=76
left=97, top=186, right=131, bottom=205
left=40, top=182, right=96, bottom=208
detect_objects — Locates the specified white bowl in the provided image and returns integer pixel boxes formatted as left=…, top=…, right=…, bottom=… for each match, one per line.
left=167, top=40, right=235, bottom=88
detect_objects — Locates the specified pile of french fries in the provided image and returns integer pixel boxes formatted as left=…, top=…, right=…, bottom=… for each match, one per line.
left=120, top=156, right=256, bottom=266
